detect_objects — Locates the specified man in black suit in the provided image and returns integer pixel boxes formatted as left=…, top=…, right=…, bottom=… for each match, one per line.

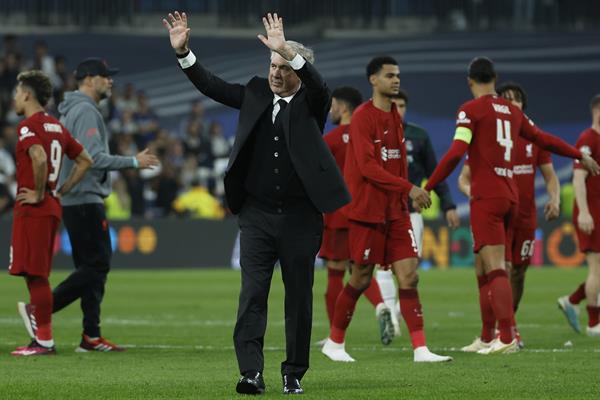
left=163, top=11, right=350, bottom=395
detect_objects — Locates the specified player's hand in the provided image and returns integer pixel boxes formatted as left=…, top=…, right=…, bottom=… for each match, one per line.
left=162, top=11, right=190, bottom=55
left=544, top=200, right=560, bottom=221
left=16, top=187, right=43, bottom=205
left=577, top=212, right=594, bottom=235
left=258, top=13, right=294, bottom=60
left=581, top=153, right=600, bottom=176
left=135, top=149, right=160, bottom=169
left=445, top=209, right=460, bottom=228
left=409, top=186, right=431, bottom=210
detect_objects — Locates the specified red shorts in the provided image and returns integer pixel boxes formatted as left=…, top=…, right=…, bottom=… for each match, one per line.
left=319, top=227, right=350, bottom=261
left=470, top=198, right=517, bottom=261
left=574, top=208, right=600, bottom=253
left=9, top=214, right=60, bottom=278
left=348, top=217, right=418, bottom=266
left=510, top=227, right=536, bottom=265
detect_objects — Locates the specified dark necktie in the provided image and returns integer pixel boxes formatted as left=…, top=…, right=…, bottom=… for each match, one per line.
left=274, top=99, right=287, bottom=126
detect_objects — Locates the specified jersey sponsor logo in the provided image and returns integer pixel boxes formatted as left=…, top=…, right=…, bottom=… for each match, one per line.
left=513, top=164, right=534, bottom=175
left=526, top=143, right=533, bottom=158
left=381, top=147, right=401, bottom=162
left=19, top=126, right=35, bottom=141
left=492, top=103, right=511, bottom=115
left=494, top=167, right=514, bottom=178
left=342, top=133, right=349, bottom=143
left=43, top=123, right=63, bottom=133
left=456, top=111, right=471, bottom=124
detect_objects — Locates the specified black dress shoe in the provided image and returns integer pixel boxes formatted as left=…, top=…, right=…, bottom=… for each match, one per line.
left=236, top=371, right=265, bottom=395
left=282, top=374, right=303, bottom=394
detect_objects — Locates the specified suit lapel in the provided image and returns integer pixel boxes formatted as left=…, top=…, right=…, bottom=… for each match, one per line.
left=282, top=86, right=305, bottom=149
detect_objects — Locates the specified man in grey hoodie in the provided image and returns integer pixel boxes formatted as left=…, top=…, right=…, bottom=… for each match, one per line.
left=49, top=58, right=158, bottom=351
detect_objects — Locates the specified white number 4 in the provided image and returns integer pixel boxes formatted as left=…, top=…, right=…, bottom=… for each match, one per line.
left=496, top=119, right=512, bottom=162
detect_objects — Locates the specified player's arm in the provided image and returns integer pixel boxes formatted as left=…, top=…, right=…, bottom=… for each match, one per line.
left=163, top=11, right=245, bottom=109
left=16, top=144, right=47, bottom=205
left=424, top=134, right=470, bottom=192
left=422, top=133, right=459, bottom=227
left=539, top=162, right=560, bottom=220
left=350, top=113, right=430, bottom=209
left=573, top=168, right=593, bottom=234
left=57, top=149, right=93, bottom=197
left=519, top=115, right=600, bottom=175
left=457, top=163, right=472, bottom=198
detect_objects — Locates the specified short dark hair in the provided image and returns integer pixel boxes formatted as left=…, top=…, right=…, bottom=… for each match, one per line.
left=17, top=70, right=52, bottom=106
left=497, top=81, right=528, bottom=111
left=391, top=89, right=409, bottom=104
left=590, top=94, right=600, bottom=110
left=366, top=56, right=398, bottom=79
left=468, top=57, right=496, bottom=84
left=331, top=86, right=363, bottom=113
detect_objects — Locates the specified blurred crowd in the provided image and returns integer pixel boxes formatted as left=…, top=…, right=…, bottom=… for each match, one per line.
left=0, top=35, right=231, bottom=220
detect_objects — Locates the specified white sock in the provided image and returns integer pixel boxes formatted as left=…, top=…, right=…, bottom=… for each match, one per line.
left=375, top=269, right=397, bottom=311
left=36, top=337, right=54, bottom=348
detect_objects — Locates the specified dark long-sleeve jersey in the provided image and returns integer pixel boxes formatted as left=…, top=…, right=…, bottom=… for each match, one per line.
left=405, top=122, right=456, bottom=213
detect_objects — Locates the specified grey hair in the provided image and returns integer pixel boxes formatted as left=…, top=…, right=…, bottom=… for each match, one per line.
left=271, top=40, right=315, bottom=64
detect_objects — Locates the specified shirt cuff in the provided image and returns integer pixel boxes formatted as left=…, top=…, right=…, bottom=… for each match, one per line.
left=288, top=53, right=306, bottom=70
left=132, top=156, right=139, bottom=169
left=177, top=50, right=197, bottom=69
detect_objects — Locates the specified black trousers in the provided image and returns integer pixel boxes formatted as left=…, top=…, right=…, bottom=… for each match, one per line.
left=52, top=203, right=112, bottom=337
left=233, top=203, right=323, bottom=380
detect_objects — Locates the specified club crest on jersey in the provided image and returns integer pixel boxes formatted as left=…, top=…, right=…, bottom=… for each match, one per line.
left=19, top=126, right=35, bottom=141
left=456, top=111, right=471, bottom=124
left=526, top=144, right=533, bottom=158
left=342, top=133, right=349, bottom=143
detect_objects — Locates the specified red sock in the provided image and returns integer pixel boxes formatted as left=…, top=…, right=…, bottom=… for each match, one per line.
left=363, top=277, right=384, bottom=307
left=330, top=284, right=362, bottom=343
left=398, top=288, right=426, bottom=349
left=477, top=275, right=496, bottom=343
left=587, top=306, right=600, bottom=327
left=487, top=270, right=514, bottom=344
left=325, top=268, right=345, bottom=326
left=569, top=282, right=586, bottom=305
left=27, top=277, right=53, bottom=341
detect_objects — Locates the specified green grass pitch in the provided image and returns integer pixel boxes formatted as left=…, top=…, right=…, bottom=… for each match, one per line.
left=1, top=267, right=599, bottom=399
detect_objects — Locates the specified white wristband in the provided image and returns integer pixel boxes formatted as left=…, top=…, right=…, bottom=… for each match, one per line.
left=288, top=54, right=306, bottom=70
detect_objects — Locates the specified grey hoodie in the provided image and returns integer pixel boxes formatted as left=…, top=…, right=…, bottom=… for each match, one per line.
left=58, top=91, right=136, bottom=206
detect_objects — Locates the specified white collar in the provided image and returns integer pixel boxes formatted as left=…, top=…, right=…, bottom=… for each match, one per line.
left=273, top=87, right=299, bottom=105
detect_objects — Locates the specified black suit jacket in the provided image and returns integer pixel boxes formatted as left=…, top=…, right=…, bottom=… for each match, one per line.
left=181, top=54, right=350, bottom=214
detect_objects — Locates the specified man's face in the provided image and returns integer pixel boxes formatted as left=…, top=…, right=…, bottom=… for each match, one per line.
left=87, top=75, right=113, bottom=100
left=13, top=83, right=27, bottom=116
left=329, top=97, right=344, bottom=125
left=268, top=53, right=301, bottom=97
left=370, top=64, right=400, bottom=97
left=500, top=89, right=523, bottom=110
left=391, top=98, right=406, bottom=119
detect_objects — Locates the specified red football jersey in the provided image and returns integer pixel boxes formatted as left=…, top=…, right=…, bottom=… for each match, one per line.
left=513, top=137, right=551, bottom=228
left=455, top=94, right=539, bottom=203
left=343, top=100, right=412, bottom=224
left=323, top=124, right=350, bottom=229
left=573, top=128, right=600, bottom=212
left=14, top=111, right=83, bottom=218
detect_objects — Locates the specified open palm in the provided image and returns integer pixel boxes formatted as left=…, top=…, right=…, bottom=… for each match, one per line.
left=162, top=11, right=190, bottom=53
left=258, top=13, right=286, bottom=52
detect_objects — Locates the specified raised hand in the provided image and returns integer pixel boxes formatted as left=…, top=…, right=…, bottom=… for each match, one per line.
left=257, top=13, right=295, bottom=60
left=162, top=11, right=190, bottom=54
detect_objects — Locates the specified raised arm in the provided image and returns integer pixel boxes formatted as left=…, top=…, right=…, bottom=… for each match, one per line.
left=258, top=13, right=330, bottom=122
left=163, top=11, right=245, bottom=109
